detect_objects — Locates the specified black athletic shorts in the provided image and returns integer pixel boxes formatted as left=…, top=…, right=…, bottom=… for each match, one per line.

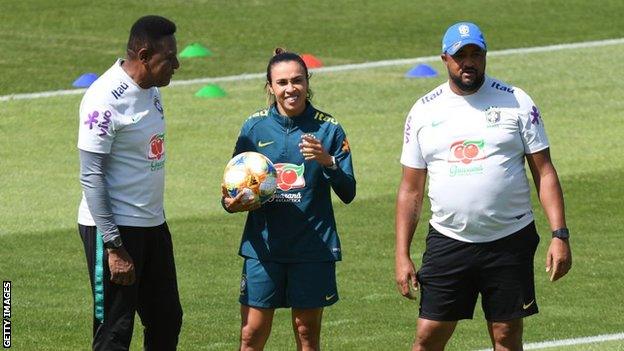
left=417, top=222, right=540, bottom=322
left=78, top=222, right=182, bottom=350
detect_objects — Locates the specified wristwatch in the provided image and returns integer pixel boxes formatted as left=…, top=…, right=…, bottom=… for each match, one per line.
left=104, top=236, right=124, bottom=250
left=326, top=156, right=338, bottom=171
left=551, top=228, right=570, bottom=239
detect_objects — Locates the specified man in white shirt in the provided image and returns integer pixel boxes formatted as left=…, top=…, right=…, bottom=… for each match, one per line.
left=77, top=15, right=181, bottom=350
left=395, top=22, right=572, bottom=351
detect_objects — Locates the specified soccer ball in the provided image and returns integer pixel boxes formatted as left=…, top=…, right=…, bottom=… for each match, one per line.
left=223, top=152, right=277, bottom=204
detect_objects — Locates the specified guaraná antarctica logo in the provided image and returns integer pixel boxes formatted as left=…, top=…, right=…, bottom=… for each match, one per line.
left=268, top=163, right=305, bottom=203
left=148, top=133, right=166, bottom=171
left=274, top=163, right=305, bottom=191
left=448, top=139, right=487, bottom=177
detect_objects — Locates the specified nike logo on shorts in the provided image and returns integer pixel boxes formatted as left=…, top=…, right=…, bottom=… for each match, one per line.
left=523, top=300, right=535, bottom=310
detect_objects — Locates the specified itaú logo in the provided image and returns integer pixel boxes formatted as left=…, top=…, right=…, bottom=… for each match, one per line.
left=448, top=139, right=486, bottom=164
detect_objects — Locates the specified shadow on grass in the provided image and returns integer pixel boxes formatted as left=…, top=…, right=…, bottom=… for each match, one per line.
left=1, top=169, right=622, bottom=350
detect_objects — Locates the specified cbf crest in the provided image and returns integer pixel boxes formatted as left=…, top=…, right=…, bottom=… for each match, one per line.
left=153, top=96, right=164, bottom=117
left=459, top=24, right=470, bottom=37
left=484, top=106, right=501, bottom=127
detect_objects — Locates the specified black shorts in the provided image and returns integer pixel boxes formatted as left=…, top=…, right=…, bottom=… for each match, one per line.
left=78, top=223, right=182, bottom=350
left=417, top=222, right=540, bottom=322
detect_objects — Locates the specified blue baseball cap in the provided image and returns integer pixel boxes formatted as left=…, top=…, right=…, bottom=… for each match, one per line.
left=442, top=22, right=487, bottom=55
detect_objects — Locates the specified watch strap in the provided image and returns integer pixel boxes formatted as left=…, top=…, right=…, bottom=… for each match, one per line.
left=552, top=228, right=570, bottom=239
left=104, top=236, right=123, bottom=249
left=326, top=156, right=338, bottom=171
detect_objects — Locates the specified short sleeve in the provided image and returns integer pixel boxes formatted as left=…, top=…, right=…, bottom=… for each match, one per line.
left=517, top=95, right=549, bottom=154
left=78, top=104, right=116, bottom=154
left=400, top=112, right=426, bottom=169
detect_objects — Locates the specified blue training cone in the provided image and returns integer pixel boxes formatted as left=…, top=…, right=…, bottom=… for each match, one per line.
left=72, top=73, right=99, bottom=87
left=405, top=64, right=437, bottom=78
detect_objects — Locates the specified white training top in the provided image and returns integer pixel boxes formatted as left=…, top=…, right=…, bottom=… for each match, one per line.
left=401, top=76, right=549, bottom=242
left=77, top=59, right=166, bottom=227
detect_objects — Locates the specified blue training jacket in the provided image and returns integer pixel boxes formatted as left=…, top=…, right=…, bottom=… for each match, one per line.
left=232, top=103, right=356, bottom=262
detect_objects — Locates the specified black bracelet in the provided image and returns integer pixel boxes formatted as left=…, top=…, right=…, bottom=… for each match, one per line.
left=552, top=228, right=570, bottom=239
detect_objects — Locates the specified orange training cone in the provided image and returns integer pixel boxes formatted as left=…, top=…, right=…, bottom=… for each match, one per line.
left=300, top=54, right=323, bottom=68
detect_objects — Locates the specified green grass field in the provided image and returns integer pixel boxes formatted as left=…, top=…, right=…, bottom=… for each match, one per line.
left=1, top=1, right=624, bottom=350
left=1, top=0, right=624, bottom=95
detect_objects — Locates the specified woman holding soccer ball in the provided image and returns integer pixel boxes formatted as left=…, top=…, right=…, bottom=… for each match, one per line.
left=222, top=48, right=356, bottom=351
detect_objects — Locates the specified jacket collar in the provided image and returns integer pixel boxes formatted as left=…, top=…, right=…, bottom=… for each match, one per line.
left=269, top=102, right=315, bottom=128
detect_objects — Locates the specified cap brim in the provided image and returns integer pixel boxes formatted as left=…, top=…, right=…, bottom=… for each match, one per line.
left=445, top=39, right=486, bottom=56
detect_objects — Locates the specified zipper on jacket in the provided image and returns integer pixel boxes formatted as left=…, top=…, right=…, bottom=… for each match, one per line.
left=284, top=117, right=292, bottom=155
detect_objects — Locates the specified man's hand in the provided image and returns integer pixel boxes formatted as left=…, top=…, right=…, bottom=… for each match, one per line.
left=546, top=238, right=572, bottom=281
left=221, top=186, right=261, bottom=212
left=395, top=255, right=419, bottom=299
left=107, top=247, right=135, bottom=286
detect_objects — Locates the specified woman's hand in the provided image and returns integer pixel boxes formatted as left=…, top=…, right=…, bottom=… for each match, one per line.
left=299, top=134, right=333, bottom=167
left=221, top=185, right=261, bottom=212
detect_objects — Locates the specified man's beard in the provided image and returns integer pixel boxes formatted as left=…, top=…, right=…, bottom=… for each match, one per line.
left=449, top=70, right=485, bottom=93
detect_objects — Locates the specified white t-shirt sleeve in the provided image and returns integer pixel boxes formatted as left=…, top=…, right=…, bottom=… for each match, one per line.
left=517, top=92, right=549, bottom=154
left=77, top=102, right=116, bottom=154
left=400, top=107, right=427, bottom=169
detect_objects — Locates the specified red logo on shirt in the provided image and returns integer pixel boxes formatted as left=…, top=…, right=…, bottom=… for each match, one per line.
left=274, top=163, right=305, bottom=191
left=148, top=133, right=165, bottom=160
left=448, top=139, right=486, bottom=164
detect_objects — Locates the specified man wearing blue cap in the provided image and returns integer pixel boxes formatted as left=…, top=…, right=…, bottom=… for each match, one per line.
left=395, top=22, right=572, bottom=350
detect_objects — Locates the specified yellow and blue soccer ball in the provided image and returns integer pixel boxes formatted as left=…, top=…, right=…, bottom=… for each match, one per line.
left=223, top=152, right=277, bottom=204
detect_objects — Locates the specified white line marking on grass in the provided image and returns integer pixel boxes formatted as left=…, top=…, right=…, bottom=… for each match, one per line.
left=324, top=319, right=353, bottom=327
left=1, top=38, right=623, bottom=103
left=475, top=332, right=624, bottom=350
left=0, top=87, right=88, bottom=102
left=206, top=341, right=232, bottom=350
left=361, top=293, right=395, bottom=301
